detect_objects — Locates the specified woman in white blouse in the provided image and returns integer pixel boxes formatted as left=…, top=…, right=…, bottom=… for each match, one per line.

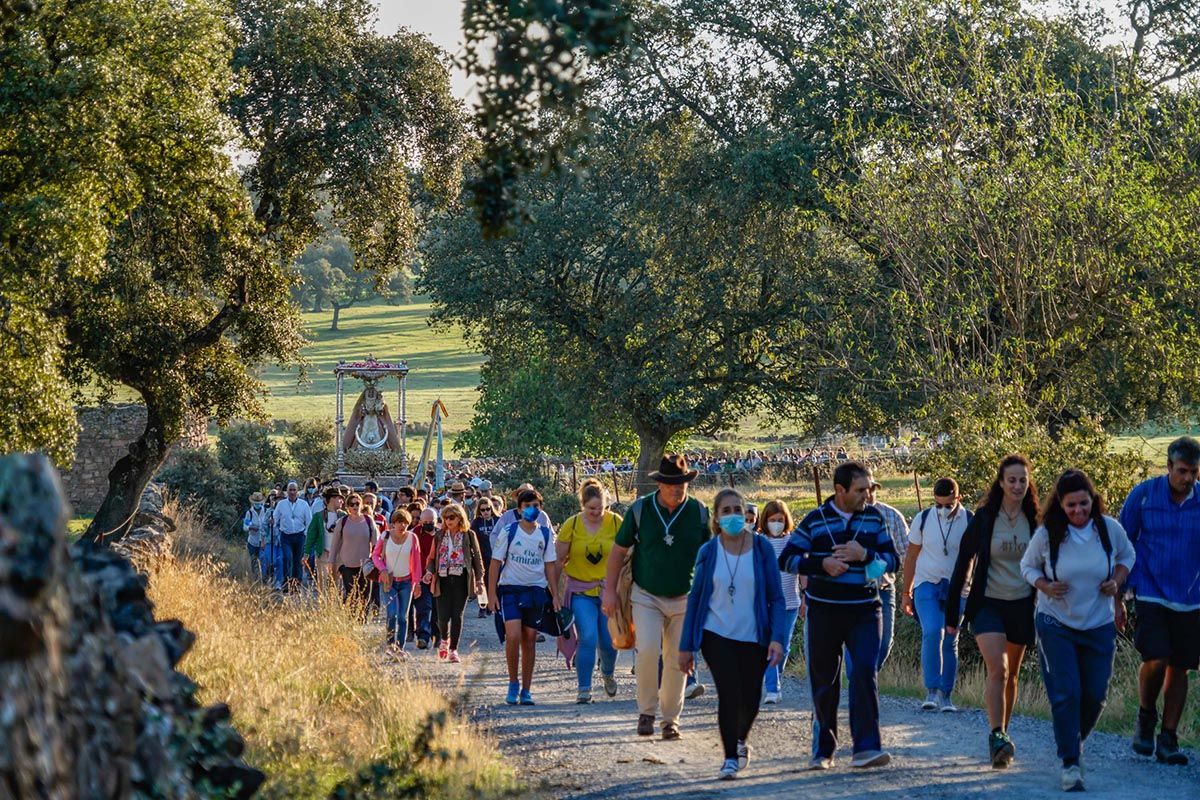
left=1021, top=469, right=1135, bottom=793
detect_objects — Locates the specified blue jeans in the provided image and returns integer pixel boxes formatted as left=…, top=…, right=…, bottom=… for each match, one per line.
left=843, top=587, right=894, bottom=675
left=410, top=587, right=434, bottom=642
left=1035, top=613, right=1117, bottom=764
left=571, top=594, right=617, bottom=692
left=385, top=580, right=415, bottom=646
left=280, top=532, right=305, bottom=590
left=764, top=606, right=801, bottom=694
left=914, top=581, right=964, bottom=695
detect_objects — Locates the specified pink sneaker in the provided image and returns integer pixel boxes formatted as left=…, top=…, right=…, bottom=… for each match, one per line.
left=438, top=645, right=449, bottom=662
left=448, top=650, right=461, bottom=663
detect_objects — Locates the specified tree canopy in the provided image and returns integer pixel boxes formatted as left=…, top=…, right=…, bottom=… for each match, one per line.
left=1, top=0, right=467, bottom=541
left=425, top=117, right=835, bottom=488
left=434, top=0, right=1200, bottom=475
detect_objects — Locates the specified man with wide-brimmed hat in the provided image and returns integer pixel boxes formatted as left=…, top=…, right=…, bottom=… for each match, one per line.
left=243, top=491, right=270, bottom=582
left=603, top=454, right=710, bottom=740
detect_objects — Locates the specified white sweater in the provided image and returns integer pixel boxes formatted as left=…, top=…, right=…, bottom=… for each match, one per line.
left=1021, top=515, right=1136, bottom=631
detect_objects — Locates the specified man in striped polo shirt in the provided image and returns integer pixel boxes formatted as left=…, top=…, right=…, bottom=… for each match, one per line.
left=780, top=461, right=899, bottom=770
left=1120, top=436, right=1200, bottom=766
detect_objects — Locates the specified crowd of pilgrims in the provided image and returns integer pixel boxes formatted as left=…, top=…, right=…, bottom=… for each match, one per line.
left=241, top=440, right=1200, bottom=791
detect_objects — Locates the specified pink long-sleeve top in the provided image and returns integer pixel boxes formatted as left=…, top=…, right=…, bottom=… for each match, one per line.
left=371, top=531, right=424, bottom=583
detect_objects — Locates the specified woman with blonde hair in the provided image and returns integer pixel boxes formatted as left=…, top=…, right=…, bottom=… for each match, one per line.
left=422, top=502, right=485, bottom=663
left=556, top=478, right=623, bottom=703
left=680, top=488, right=787, bottom=779
left=758, top=499, right=800, bottom=704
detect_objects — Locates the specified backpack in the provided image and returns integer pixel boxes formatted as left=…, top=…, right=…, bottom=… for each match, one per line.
left=626, top=494, right=710, bottom=544
left=1048, top=515, right=1113, bottom=582
left=497, top=520, right=553, bottom=579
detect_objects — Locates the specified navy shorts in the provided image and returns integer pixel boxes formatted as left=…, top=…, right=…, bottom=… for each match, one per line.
left=498, top=585, right=549, bottom=629
left=1134, top=599, right=1200, bottom=670
left=971, top=594, right=1036, bottom=646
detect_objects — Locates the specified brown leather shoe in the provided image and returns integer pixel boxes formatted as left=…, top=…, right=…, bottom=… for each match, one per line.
left=661, top=722, right=682, bottom=741
left=637, top=714, right=655, bottom=736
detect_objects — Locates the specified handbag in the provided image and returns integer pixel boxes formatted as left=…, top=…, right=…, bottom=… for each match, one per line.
left=359, top=516, right=380, bottom=581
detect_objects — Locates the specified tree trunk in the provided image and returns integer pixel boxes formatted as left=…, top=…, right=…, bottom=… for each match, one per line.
left=633, top=423, right=672, bottom=498
left=83, top=398, right=172, bottom=545
left=330, top=304, right=341, bottom=331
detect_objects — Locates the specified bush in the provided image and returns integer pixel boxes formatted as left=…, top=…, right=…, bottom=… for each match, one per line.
left=157, top=448, right=240, bottom=530
left=542, top=488, right=580, bottom=524
left=288, top=419, right=334, bottom=480
left=217, top=421, right=292, bottom=502
left=915, top=407, right=1152, bottom=510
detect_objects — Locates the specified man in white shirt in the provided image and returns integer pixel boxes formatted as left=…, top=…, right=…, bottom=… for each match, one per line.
left=902, top=478, right=973, bottom=712
left=273, top=480, right=313, bottom=593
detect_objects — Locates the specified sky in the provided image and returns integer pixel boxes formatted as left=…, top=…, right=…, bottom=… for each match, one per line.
left=376, top=0, right=1134, bottom=101
left=376, top=1, right=470, bottom=98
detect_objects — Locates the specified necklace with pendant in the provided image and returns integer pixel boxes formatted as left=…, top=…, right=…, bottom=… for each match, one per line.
left=653, top=492, right=686, bottom=546
left=721, top=537, right=746, bottom=598
left=1001, top=506, right=1022, bottom=548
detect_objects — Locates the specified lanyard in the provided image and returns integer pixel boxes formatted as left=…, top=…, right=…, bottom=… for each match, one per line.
left=652, top=492, right=687, bottom=546
left=818, top=504, right=862, bottom=545
left=933, top=510, right=955, bottom=557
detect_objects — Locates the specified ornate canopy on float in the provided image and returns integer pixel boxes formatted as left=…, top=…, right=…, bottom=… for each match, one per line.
left=333, top=356, right=409, bottom=485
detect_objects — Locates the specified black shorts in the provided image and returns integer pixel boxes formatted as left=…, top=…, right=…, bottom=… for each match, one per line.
left=971, top=594, right=1036, bottom=647
left=1134, top=599, right=1200, bottom=670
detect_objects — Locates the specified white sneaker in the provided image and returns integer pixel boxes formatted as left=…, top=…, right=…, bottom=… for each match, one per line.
left=850, top=750, right=891, bottom=768
left=807, top=755, right=834, bottom=771
left=686, top=682, right=706, bottom=700
left=763, top=691, right=782, bottom=705
left=1061, top=764, right=1084, bottom=792
left=736, top=741, right=751, bottom=770
left=718, top=759, right=739, bottom=780
left=921, top=691, right=938, bottom=710
left=940, top=692, right=958, bottom=713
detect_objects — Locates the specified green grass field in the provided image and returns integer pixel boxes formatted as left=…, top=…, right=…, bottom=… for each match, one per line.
left=258, top=300, right=1197, bottom=455
left=259, top=300, right=483, bottom=435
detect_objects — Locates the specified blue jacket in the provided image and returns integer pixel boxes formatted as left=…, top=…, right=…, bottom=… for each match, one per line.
left=680, top=534, right=789, bottom=652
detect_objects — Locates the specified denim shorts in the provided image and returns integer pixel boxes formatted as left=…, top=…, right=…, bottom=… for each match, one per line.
left=971, top=594, right=1036, bottom=646
left=498, top=585, right=550, bottom=629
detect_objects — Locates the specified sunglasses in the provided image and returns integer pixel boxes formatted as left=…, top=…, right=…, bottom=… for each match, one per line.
left=347, top=502, right=361, bottom=508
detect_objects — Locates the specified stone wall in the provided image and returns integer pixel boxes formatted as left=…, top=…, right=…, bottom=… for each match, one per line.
left=0, top=455, right=262, bottom=799
left=62, top=404, right=209, bottom=516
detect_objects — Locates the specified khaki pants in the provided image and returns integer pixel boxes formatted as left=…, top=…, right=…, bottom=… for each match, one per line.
left=631, top=583, right=689, bottom=726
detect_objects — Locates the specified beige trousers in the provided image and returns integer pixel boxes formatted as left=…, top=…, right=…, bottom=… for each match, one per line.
left=631, top=583, right=689, bottom=726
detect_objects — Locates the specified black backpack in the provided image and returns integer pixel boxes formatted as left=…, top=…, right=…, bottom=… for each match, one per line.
left=1048, top=515, right=1113, bottom=582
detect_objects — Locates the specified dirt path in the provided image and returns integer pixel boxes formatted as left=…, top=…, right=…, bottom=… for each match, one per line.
left=396, top=609, right=1198, bottom=799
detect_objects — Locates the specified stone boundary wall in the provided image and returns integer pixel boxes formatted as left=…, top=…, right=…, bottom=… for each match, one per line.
left=62, top=404, right=208, bottom=516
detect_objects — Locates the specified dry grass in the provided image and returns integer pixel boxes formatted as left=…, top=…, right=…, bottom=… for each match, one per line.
left=145, top=502, right=517, bottom=799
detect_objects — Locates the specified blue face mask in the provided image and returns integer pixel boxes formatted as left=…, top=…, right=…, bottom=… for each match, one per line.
left=864, top=558, right=886, bottom=582
left=521, top=506, right=539, bottom=522
left=252, top=503, right=264, bottom=511
left=719, top=514, right=746, bottom=535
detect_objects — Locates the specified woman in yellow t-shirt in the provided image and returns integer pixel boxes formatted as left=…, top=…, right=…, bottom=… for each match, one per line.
left=556, top=478, right=623, bottom=703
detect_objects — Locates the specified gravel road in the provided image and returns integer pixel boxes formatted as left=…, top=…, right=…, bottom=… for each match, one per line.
left=398, top=609, right=1198, bottom=799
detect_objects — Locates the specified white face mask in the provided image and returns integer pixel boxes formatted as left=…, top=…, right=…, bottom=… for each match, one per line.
left=936, top=505, right=956, bottom=522
left=767, top=520, right=786, bottom=535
